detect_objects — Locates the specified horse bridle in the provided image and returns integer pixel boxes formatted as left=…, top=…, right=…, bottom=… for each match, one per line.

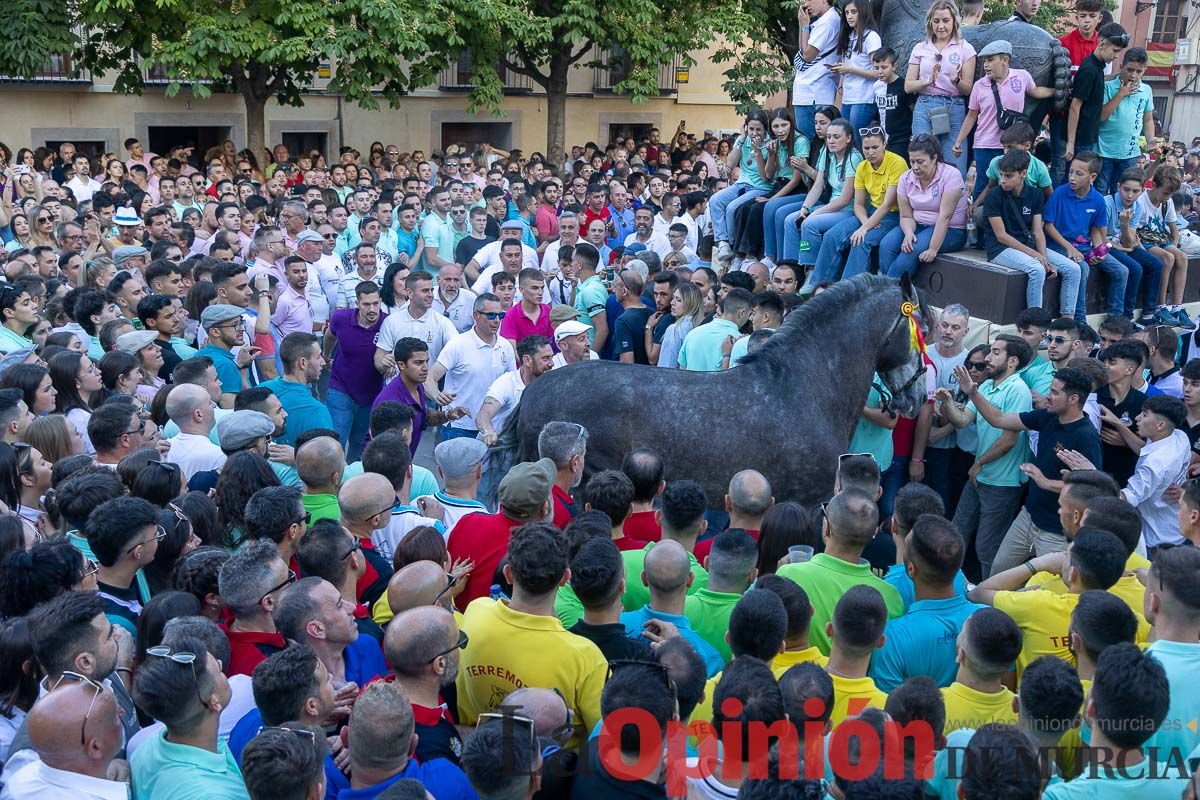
left=873, top=306, right=928, bottom=415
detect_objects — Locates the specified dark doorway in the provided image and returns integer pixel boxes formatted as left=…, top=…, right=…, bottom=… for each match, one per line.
left=282, top=131, right=328, bottom=162
left=441, top=122, right=513, bottom=152
left=608, top=123, right=653, bottom=146
left=146, top=126, right=231, bottom=164
left=45, top=140, right=107, bottom=159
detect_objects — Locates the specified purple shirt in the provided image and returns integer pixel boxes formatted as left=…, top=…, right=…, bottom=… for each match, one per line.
left=374, top=377, right=426, bottom=453
left=329, top=308, right=387, bottom=405
left=499, top=302, right=553, bottom=344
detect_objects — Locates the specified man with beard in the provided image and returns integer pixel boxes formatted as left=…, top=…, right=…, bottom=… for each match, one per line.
left=432, top=263, right=477, bottom=333
left=1039, top=318, right=1085, bottom=404
left=939, top=334, right=1036, bottom=578
left=477, top=335, right=555, bottom=446
left=911, top=304, right=971, bottom=508
left=373, top=337, right=468, bottom=455
left=552, top=320, right=598, bottom=368
left=259, top=332, right=332, bottom=446
left=385, top=606, right=467, bottom=766
left=326, top=281, right=387, bottom=461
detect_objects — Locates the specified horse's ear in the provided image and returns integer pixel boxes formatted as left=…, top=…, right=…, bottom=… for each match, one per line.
left=899, top=272, right=916, bottom=300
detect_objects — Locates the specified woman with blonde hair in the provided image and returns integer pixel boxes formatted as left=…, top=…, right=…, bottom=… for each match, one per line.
left=904, top=0, right=976, bottom=174
left=20, top=205, right=56, bottom=249
left=655, top=282, right=706, bottom=369
left=25, top=414, right=84, bottom=466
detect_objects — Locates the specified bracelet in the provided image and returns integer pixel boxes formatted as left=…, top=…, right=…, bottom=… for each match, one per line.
left=1024, top=561, right=1038, bottom=576
left=911, top=457, right=925, bottom=463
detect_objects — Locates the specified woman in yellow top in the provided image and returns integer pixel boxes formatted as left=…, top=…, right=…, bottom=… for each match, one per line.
left=811, top=127, right=908, bottom=282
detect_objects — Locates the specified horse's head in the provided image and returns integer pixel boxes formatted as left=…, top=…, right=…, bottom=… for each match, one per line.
left=875, top=274, right=929, bottom=419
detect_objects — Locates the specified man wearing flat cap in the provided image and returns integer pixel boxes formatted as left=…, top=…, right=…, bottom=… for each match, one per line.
left=196, top=304, right=260, bottom=407
left=216, top=409, right=276, bottom=456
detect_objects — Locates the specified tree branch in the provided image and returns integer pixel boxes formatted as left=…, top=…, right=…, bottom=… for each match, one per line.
left=512, top=43, right=548, bottom=84
left=567, top=42, right=592, bottom=66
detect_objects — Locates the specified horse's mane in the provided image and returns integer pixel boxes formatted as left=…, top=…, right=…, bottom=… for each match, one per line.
left=739, top=274, right=899, bottom=372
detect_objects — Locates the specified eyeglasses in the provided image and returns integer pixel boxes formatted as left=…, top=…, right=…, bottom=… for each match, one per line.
left=451, top=209, right=468, bottom=215
left=123, top=418, right=146, bottom=437
left=1046, top=336, right=1072, bottom=345
left=293, top=511, right=313, bottom=528
left=322, top=233, right=337, bottom=239
left=966, top=361, right=987, bottom=370
left=125, top=524, right=167, bottom=554
left=257, top=724, right=317, bottom=743
left=258, top=568, right=298, bottom=605
left=36, top=217, right=51, bottom=223
left=341, top=538, right=362, bottom=560
left=477, top=712, right=539, bottom=765
left=428, top=629, right=469, bottom=662
left=48, top=671, right=106, bottom=744
left=145, top=646, right=208, bottom=706
left=479, top=311, right=505, bottom=320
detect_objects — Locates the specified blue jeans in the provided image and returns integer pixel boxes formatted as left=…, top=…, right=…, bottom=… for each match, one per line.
left=879, top=455, right=909, bottom=521
left=912, top=95, right=968, bottom=176
left=1097, top=156, right=1140, bottom=195
left=711, top=183, right=769, bottom=243
left=973, top=148, right=1004, bottom=196
left=794, top=206, right=853, bottom=268
left=881, top=225, right=968, bottom=278
left=1110, top=245, right=1163, bottom=317
left=1050, top=246, right=1128, bottom=320
left=793, top=105, right=819, bottom=141
left=815, top=211, right=901, bottom=281
left=844, top=103, right=878, bottom=138
left=441, top=426, right=479, bottom=441
left=327, top=388, right=371, bottom=462
left=991, top=247, right=1082, bottom=316
left=763, top=193, right=810, bottom=261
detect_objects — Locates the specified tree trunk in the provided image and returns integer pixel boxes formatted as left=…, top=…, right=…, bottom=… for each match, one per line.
left=545, top=52, right=571, bottom=167
left=243, top=91, right=268, bottom=163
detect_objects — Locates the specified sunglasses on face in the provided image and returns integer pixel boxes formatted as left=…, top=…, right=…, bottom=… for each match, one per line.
left=124, top=524, right=166, bottom=554
left=259, top=568, right=298, bottom=604
left=966, top=361, right=987, bottom=370
left=258, top=724, right=317, bottom=743
left=479, top=311, right=505, bottom=320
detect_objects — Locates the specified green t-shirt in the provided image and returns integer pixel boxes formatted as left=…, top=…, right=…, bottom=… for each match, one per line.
left=967, top=373, right=1033, bottom=487
left=986, top=152, right=1052, bottom=189
left=777, top=553, right=905, bottom=655
left=301, top=492, right=341, bottom=523
left=555, top=584, right=585, bottom=629
left=620, top=543, right=709, bottom=612
left=574, top=276, right=608, bottom=344
left=1019, top=356, right=1056, bottom=395
left=684, top=587, right=743, bottom=663
left=849, top=375, right=894, bottom=470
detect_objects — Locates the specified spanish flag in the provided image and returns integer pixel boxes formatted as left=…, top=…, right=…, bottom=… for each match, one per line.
left=1146, top=42, right=1176, bottom=79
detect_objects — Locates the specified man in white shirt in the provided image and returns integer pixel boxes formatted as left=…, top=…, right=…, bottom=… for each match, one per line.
left=431, top=264, right=477, bottom=334
left=1119, top=396, right=1192, bottom=554
left=65, top=156, right=102, bottom=204
left=468, top=220, right=539, bottom=291
left=476, top=335, right=555, bottom=445
left=336, top=243, right=384, bottom=309
left=162, top=384, right=227, bottom=482
left=2, top=680, right=129, bottom=800
left=427, top=294, right=516, bottom=441
left=623, top=206, right=672, bottom=259
left=675, top=191, right=709, bottom=252
left=418, top=438, right=489, bottom=532
left=375, top=269, right=460, bottom=374
left=551, top=320, right=599, bottom=369
left=541, top=212, right=581, bottom=272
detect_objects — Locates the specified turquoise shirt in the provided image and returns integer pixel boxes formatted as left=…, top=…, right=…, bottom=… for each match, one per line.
left=822, top=149, right=865, bottom=200
left=729, top=327, right=775, bottom=367
left=196, top=344, right=242, bottom=396
left=775, top=135, right=812, bottom=182
left=678, top=318, right=741, bottom=372
left=849, top=375, right=893, bottom=470
left=1143, top=640, right=1200, bottom=763
left=967, top=373, right=1033, bottom=487
left=927, top=728, right=1064, bottom=800
left=258, top=377, right=333, bottom=447
left=0, top=326, right=31, bottom=355
left=883, top=563, right=969, bottom=612
left=1099, top=79, right=1154, bottom=160
left=736, top=138, right=774, bottom=191
left=1019, top=356, right=1055, bottom=395
left=574, top=275, right=608, bottom=344
left=622, top=606, right=725, bottom=678
left=987, top=152, right=1053, bottom=189
left=130, top=729, right=250, bottom=800
left=1042, top=756, right=1187, bottom=800
left=420, top=212, right=457, bottom=267
left=869, top=595, right=986, bottom=693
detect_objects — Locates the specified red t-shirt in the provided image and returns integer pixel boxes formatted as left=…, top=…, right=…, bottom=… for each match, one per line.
left=1059, top=29, right=1098, bottom=72
left=552, top=485, right=576, bottom=529
left=613, top=535, right=649, bottom=552
left=892, top=415, right=917, bottom=459
left=624, top=510, right=662, bottom=543
left=581, top=206, right=611, bottom=233
left=220, top=623, right=287, bottom=677
left=693, top=529, right=760, bottom=563
left=447, top=511, right=525, bottom=610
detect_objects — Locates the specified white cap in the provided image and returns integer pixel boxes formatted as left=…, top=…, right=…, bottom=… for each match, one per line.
left=553, top=320, right=591, bottom=341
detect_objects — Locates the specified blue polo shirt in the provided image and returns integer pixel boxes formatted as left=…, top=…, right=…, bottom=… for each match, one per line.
left=621, top=605, right=725, bottom=678
left=131, top=729, right=251, bottom=800
left=678, top=318, right=741, bottom=372
left=869, top=595, right=986, bottom=693
left=344, top=633, right=390, bottom=686
left=259, top=377, right=334, bottom=446
left=883, top=563, right=969, bottom=612
left=197, top=344, right=243, bottom=396
left=848, top=375, right=893, bottom=470
left=1043, top=184, right=1110, bottom=249
left=229, top=707, right=350, bottom=800
left=335, top=756, right=478, bottom=800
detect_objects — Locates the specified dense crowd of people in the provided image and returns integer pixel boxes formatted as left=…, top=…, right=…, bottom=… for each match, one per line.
left=0, top=0, right=1198, bottom=797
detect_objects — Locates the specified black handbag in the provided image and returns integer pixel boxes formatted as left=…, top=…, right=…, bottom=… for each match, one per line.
left=990, top=79, right=1029, bottom=131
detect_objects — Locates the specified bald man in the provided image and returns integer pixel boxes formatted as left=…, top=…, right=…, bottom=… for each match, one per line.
left=621, top=540, right=724, bottom=676
left=299, top=436, right=346, bottom=523
left=386, top=606, right=465, bottom=765
left=373, top=560, right=454, bottom=626
left=335, top=472, right=394, bottom=609
left=6, top=680, right=127, bottom=797
left=164, top=383, right=226, bottom=481
left=694, top=469, right=775, bottom=561
left=498, top=687, right=576, bottom=798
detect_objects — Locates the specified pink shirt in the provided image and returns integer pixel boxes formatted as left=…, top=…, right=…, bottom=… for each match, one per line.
left=271, top=284, right=314, bottom=337
left=899, top=162, right=969, bottom=229
left=499, top=303, right=553, bottom=344
left=968, top=69, right=1035, bottom=149
left=534, top=206, right=560, bottom=241
left=909, top=39, right=977, bottom=97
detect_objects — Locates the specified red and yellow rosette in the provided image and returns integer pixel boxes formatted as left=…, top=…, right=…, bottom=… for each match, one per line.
left=901, top=301, right=927, bottom=356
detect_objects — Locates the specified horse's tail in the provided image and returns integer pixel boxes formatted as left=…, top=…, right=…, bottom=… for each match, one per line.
left=484, top=400, right=524, bottom=509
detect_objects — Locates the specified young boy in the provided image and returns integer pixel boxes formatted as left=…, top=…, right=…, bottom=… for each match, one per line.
left=1051, top=0, right=1115, bottom=182
left=1105, top=168, right=1163, bottom=326
left=1043, top=152, right=1129, bottom=323
left=490, top=271, right=516, bottom=310
left=872, top=47, right=914, bottom=159
left=974, top=122, right=1053, bottom=221
left=983, top=150, right=1081, bottom=316
left=961, top=0, right=985, bottom=26
left=1065, top=23, right=1129, bottom=171
left=954, top=40, right=1055, bottom=195
left=1138, top=167, right=1191, bottom=327
left=1097, top=48, right=1156, bottom=194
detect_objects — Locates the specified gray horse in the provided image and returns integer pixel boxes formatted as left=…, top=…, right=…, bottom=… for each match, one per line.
left=501, top=273, right=930, bottom=508
left=880, top=2, right=1072, bottom=109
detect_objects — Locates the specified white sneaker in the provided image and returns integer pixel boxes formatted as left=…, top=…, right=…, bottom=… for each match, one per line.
left=731, top=257, right=744, bottom=271
left=716, top=241, right=733, bottom=263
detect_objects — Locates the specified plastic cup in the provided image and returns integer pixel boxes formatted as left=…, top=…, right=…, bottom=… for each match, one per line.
left=788, top=545, right=814, bottom=564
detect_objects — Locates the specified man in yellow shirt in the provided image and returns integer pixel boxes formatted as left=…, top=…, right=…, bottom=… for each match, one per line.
left=825, top=585, right=889, bottom=726
left=969, top=527, right=1127, bottom=674
left=940, top=608, right=1023, bottom=735
left=456, top=522, right=606, bottom=748
left=757, top=575, right=828, bottom=675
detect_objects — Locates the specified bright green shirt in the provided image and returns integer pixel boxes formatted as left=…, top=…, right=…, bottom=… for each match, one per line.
left=849, top=376, right=893, bottom=470
left=684, top=587, right=744, bottom=663
left=967, top=373, right=1033, bottom=487
left=1019, top=356, right=1056, bottom=395
left=777, top=553, right=904, bottom=655
left=301, top=492, right=341, bottom=524
left=130, top=729, right=250, bottom=800
left=555, top=584, right=585, bottom=628
left=620, top=542, right=709, bottom=612
left=678, top=318, right=741, bottom=372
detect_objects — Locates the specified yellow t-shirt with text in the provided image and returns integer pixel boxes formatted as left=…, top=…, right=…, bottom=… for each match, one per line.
left=992, top=588, right=1078, bottom=676
left=854, top=150, right=907, bottom=211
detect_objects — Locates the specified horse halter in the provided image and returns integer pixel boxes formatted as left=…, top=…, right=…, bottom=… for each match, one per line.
left=873, top=301, right=928, bottom=414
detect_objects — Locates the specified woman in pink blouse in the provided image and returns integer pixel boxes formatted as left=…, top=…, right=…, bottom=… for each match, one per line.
left=904, top=0, right=976, bottom=175
left=880, top=134, right=969, bottom=277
